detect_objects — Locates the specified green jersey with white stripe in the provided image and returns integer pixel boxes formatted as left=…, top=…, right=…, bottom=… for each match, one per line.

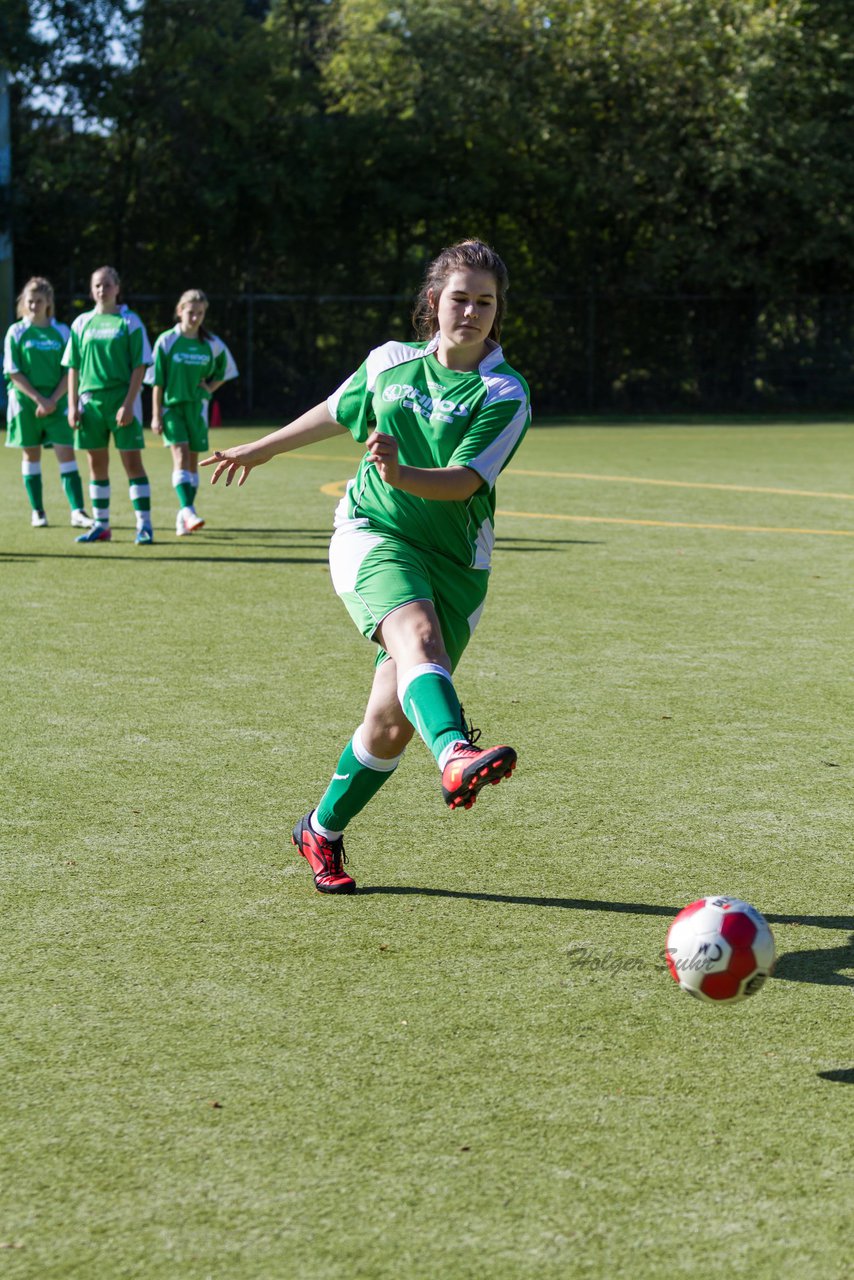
left=4, top=319, right=70, bottom=394
left=62, top=306, right=152, bottom=393
left=327, top=337, right=530, bottom=570
left=153, top=325, right=222, bottom=404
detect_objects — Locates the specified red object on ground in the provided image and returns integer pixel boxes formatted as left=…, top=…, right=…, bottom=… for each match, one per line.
left=210, top=400, right=222, bottom=427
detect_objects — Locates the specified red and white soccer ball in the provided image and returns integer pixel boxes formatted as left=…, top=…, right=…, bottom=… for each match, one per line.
left=665, top=896, right=776, bottom=1003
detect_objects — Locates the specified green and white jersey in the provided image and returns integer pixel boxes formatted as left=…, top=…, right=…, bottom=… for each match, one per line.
left=62, top=305, right=152, bottom=393
left=4, top=318, right=71, bottom=394
left=327, top=336, right=530, bottom=570
left=146, top=326, right=239, bottom=404
left=209, top=333, right=238, bottom=386
left=145, top=327, right=240, bottom=407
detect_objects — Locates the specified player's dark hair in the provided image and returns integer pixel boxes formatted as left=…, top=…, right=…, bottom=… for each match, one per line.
left=412, top=239, right=509, bottom=342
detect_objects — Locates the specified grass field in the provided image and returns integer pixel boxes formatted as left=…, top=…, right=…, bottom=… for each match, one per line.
left=2, top=418, right=853, bottom=1279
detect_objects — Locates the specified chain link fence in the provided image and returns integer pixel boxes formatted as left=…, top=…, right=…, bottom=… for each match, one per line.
left=45, top=291, right=854, bottom=420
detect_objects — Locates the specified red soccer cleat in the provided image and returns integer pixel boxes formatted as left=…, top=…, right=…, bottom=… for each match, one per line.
left=291, top=813, right=356, bottom=894
left=441, top=742, right=517, bottom=810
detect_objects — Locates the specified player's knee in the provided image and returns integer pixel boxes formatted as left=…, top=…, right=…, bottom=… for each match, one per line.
left=384, top=719, right=415, bottom=751
left=403, top=620, right=448, bottom=667
left=363, top=713, right=414, bottom=755
left=379, top=603, right=448, bottom=669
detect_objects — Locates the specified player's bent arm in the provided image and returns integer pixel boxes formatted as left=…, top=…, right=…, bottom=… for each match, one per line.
left=201, top=401, right=347, bottom=486
left=49, top=372, right=69, bottom=405
left=387, top=464, right=483, bottom=502
left=118, top=365, right=147, bottom=424
left=365, top=430, right=483, bottom=501
left=9, top=371, right=50, bottom=411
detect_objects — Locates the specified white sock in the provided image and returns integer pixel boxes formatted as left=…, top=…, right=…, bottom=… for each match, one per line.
left=310, top=811, right=344, bottom=841
left=437, top=740, right=469, bottom=771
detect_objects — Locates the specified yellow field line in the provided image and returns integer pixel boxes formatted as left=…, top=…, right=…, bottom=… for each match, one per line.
left=290, top=451, right=363, bottom=464
left=298, top=453, right=854, bottom=502
left=319, top=477, right=852, bottom=535
left=506, top=468, right=854, bottom=501
left=496, top=509, right=854, bottom=537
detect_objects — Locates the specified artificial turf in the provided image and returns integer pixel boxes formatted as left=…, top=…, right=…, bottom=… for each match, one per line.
left=1, top=419, right=852, bottom=1278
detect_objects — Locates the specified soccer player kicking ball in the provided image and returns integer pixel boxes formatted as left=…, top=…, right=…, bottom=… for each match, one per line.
left=148, top=289, right=238, bottom=536
left=202, top=240, right=530, bottom=894
left=62, top=266, right=154, bottom=544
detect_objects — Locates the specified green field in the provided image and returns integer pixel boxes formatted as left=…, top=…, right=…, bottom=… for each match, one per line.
left=2, top=419, right=853, bottom=1279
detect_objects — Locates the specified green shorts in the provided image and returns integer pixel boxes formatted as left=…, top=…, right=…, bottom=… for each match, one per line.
left=328, top=517, right=489, bottom=671
left=76, top=387, right=145, bottom=451
left=162, top=401, right=208, bottom=453
left=4, top=391, right=73, bottom=448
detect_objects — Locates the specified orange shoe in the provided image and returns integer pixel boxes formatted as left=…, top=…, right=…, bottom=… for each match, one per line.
left=441, top=742, right=517, bottom=810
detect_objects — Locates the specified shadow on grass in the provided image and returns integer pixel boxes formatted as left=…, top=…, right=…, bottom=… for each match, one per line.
left=0, top=550, right=327, bottom=566
left=0, top=529, right=604, bottom=563
left=199, top=528, right=331, bottom=538
left=817, top=1069, right=854, bottom=1085
left=772, top=933, right=854, bottom=986
left=497, top=536, right=606, bottom=549
left=359, top=886, right=854, bottom=987
left=359, top=885, right=677, bottom=915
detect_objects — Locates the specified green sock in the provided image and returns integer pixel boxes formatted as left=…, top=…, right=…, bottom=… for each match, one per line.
left=128, top=475, right=151, bottom=525
left=398, top=663, right=465, bottom=766
left=22, top=461, right=43, bottom=511
left=315, top=728, right=403, bottom=833
left=59, top=461, right=85, bottom=511
left=172, top=469, right=196, bottom=509
left=90, top=480, right=110, bottom=527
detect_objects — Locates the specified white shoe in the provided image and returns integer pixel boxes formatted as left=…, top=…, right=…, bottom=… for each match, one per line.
left=31, top=510, right=48, bottom=527
left=70, top=509, right=95, bottom=529
left=176, top=509, right=204, bottom=536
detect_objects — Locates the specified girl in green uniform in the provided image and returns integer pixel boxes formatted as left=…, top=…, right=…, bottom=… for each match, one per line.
left=3, top=277, right=93, bottom=529
left=203, top=240, right=530, bottom=894
left=62, top=266, right=154, bottom=544
left=149, top=289, right=237, bottom=536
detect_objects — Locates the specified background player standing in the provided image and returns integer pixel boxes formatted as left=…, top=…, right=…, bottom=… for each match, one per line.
left=62, top=266, right=154, bottom=544
left=3, top=277, right=93, bottom=529
left=203, top=240, right=530, bottom=895
left=148, top=289, right=238, bottom=536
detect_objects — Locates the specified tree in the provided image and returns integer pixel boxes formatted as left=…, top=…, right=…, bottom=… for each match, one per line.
left=8, top=0, right=854, bottom=410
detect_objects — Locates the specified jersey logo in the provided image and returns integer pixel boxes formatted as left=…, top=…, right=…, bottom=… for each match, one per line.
left=84, top=328, right=124, bottom=341
left=173, top=351, right=211, bottom=366
left=22, top=337, right=63, bottom=351
left=381, top=382, right=469, bottom=425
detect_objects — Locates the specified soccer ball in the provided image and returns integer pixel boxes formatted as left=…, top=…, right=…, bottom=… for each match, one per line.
left=665, top=896, right=776, bottom=1003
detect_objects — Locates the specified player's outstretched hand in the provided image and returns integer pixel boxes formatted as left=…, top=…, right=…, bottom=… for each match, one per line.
left=200, top=444, right=269, bottom=487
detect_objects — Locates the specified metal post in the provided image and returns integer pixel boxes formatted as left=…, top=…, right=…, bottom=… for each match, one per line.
left=0, top=68, right=14, bottom=416
left=586, top=284, right=596, bottom=413
left=245, top=290, right=254, bottom=416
